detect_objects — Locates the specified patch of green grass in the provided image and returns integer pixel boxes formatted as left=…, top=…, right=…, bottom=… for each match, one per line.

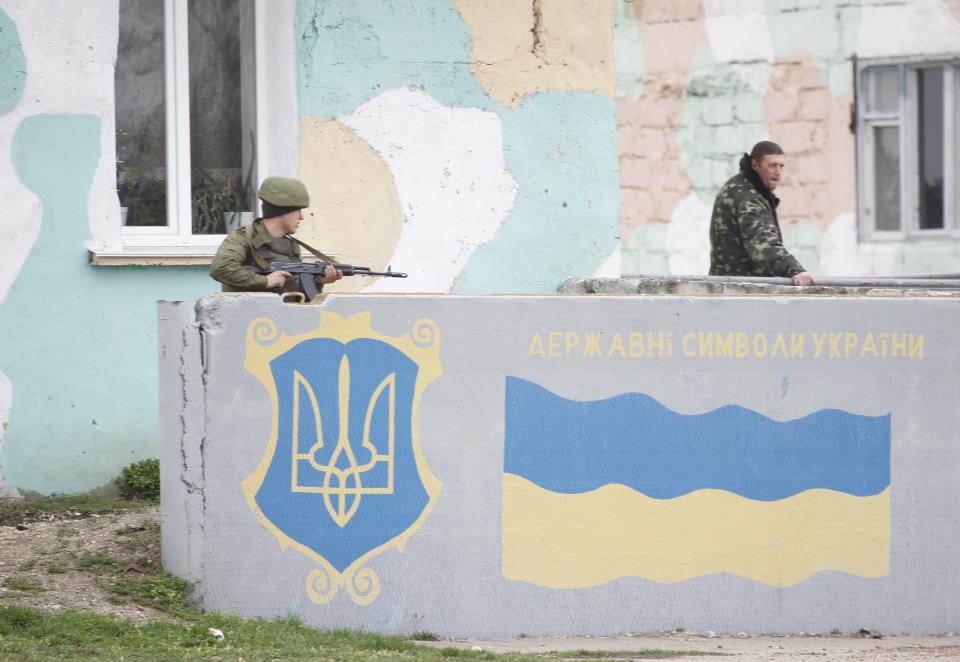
left=411, top=630, right=441, bottom=641
left=108, top=571, right=194, bottom=616
left=830, top=628, right=842, bottom=635
left=17, top=560, right=36, bottom=571
left=0, top=494, right=154, bottom=527
left=76, top=551, right=122, bottom=573
left=44, top=562, right=68, bottom=575
left=0, top=606, right=545, bottom=661
left=2, top=576, right=46, bottom=594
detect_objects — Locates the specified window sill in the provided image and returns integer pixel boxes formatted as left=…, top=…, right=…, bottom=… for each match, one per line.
left=87, top=240, right=219, bottom=266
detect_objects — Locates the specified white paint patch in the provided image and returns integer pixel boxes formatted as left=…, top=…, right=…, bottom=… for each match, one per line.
left=593, top=243, right=621, bottom=278
left=340, top=87, right=518, bottom=293
left=2, top=1, right=123, bottom=247
left=703, top=0, right=773, bottom=93
left=667, top=193, right=712, bottom=276
left=857, top=0, right=960, bottom=59
left=0, top=2, right=114, bottom=300
left=820, top=213, right=898, bottom=277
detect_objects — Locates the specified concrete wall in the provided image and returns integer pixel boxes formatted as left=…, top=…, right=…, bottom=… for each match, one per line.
left=615, top=0, right=960, bottom=277
left=161, top=293, right=960, bottom=636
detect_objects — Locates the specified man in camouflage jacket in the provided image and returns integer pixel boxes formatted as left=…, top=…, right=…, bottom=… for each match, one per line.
left=709, top=141, right=815, bottom=286
left=209, top=176, right=342, bottom=293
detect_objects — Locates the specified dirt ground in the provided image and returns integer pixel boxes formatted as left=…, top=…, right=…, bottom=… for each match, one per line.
left=1, top=506, right=958, bottom=660
left=0, top=504, right=167, bottom=623
left=426, top=632, right=960, bottom=660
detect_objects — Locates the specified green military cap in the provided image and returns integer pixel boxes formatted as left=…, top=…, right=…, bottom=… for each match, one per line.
left=257, top=176, right=310, bottom=208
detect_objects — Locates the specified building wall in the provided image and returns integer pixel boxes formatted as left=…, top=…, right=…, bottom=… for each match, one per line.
left=0, top=0, right=618, bottom=495
left=162, top=293, right=960, bottom=635
left=616, top=0, right=960, bottom=277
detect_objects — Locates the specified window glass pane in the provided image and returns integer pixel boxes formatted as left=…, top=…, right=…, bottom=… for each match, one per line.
left=874, top=126, right=901, bottom=231
left=115, top=0, right=167, bottom=227
left=189, top=0, right=255, bottom=235
left=865, top=67, right=899, bottom=115
left=917, top=67, right=944, bottom=230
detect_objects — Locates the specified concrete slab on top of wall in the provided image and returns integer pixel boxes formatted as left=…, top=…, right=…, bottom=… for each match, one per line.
left=160, top=292, right=960, bottom=636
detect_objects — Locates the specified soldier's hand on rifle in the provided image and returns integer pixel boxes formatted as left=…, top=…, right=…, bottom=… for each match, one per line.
left=314, top=264, right=343, bottom=286
left=266, top=271, right=293, bottom=289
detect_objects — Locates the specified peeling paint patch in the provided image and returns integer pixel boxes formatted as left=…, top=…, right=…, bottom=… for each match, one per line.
left=455, top=0, right=615, bottom=107
left=337, top=87, right=518, bottom=293
left=296, top=116, right=404, bottom=294
left=666, top=192, right=711, bottom=275
left=296, top=0, right=488, bottom=117
left=677, top=47, right=765, bottom=205
left=455, top=92, right=619, bottom=293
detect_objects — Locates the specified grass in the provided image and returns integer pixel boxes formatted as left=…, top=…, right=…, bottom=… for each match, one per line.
left=0, top=494, right=154, bottom=527
left=0, top=606, right=566, bottom=661
left=0, top=494, right=718, bottom=661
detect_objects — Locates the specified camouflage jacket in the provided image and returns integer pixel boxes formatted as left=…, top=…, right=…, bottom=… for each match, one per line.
left=708, top=156, right=804, bottom=277
left=208, top=219, right=302, bottom=293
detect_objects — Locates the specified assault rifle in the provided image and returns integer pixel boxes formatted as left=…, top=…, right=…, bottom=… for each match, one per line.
left=248, top=261, right=407, bottom=300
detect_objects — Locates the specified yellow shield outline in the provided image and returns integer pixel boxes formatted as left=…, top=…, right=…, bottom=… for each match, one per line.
left=241, top=311, right=442, bottom=605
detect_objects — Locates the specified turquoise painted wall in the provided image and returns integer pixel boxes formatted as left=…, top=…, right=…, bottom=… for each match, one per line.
left=0, top=114, right=214, bottom=494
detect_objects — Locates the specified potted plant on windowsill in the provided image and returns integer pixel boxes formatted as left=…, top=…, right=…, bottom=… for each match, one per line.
left=192, top=168, right=252, bottom=235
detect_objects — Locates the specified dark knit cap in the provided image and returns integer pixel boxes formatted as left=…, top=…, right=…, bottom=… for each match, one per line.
left=261, top=201, right=302, bottom=219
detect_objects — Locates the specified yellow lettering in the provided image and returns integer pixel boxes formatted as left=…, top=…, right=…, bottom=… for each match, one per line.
left=583, top=332, right=602, bottom=358
left=608, top=333, right=626, bottom=358
left=629, top=332, right=644, bottom=358
left=769, top=333, right=788, bottom=358
left=715, top=333, right=733, bottom=358
left=682, top=332, right=696, bottom=358
left=648, top=332, right=666, bottom=358
left=527, top=333, right=545, bottom=357
left=548, top=331, right=562, bottom=358
left=879, top=332, right=889, bottom=358
left=752, top=333, right=768, bottom=358
left=909, top=334, right=924, bottom=359
left=829, top=333, right=842, bottom=358
left=813, top=332, right=827, bottom=358
left=699, top=332, right=713, bottom=358
left=736, top=332, right=749, bottom=358
left=891, top=333, right=907, bottom=358
left=790, top=333, right=804, bottom=358
left=844, top=332, right=858, bottom=358
left=565, top=331, right=580, bottom=357
left=860, top=333, right=878, bottom=358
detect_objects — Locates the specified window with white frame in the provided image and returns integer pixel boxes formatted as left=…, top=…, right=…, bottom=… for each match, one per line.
left=858, top=60, right=958, bottom=239
left=113, top=0, right=257, bottom=257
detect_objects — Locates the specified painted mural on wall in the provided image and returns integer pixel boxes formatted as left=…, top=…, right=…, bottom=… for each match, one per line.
left=502, top=377, right=891, bottom=588
left=294, top=0, right=620, bottom=295
left=241, top=311, right=442, bottom=605
left=615, top=0, right=960, bottom=277
left=163, top=295, right=958, bottom=635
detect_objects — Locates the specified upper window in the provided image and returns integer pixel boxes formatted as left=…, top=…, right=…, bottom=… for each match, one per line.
left=113, top=0, right=257, bottom=257
left=858, top=60, right=958, bottom=239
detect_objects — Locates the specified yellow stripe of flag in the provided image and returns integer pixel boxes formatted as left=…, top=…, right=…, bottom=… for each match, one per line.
left=502, top=474, right=890, bottom=588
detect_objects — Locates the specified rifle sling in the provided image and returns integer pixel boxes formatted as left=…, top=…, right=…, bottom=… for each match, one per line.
left=243, top=221, right=270, bottom=271
left=284, top=234, right=337, bottom=263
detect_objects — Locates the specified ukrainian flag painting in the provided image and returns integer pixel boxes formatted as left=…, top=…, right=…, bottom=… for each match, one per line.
left=502, top=378, right=891, bottom=589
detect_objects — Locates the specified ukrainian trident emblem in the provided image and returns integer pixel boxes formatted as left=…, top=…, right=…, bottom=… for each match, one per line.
left=241, top=312, right=442, bottom=605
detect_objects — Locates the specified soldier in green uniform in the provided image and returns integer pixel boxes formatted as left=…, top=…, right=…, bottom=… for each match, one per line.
left=709, top=141, right=815, bottom=286
left=209, top=176, right=343, bottom=293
